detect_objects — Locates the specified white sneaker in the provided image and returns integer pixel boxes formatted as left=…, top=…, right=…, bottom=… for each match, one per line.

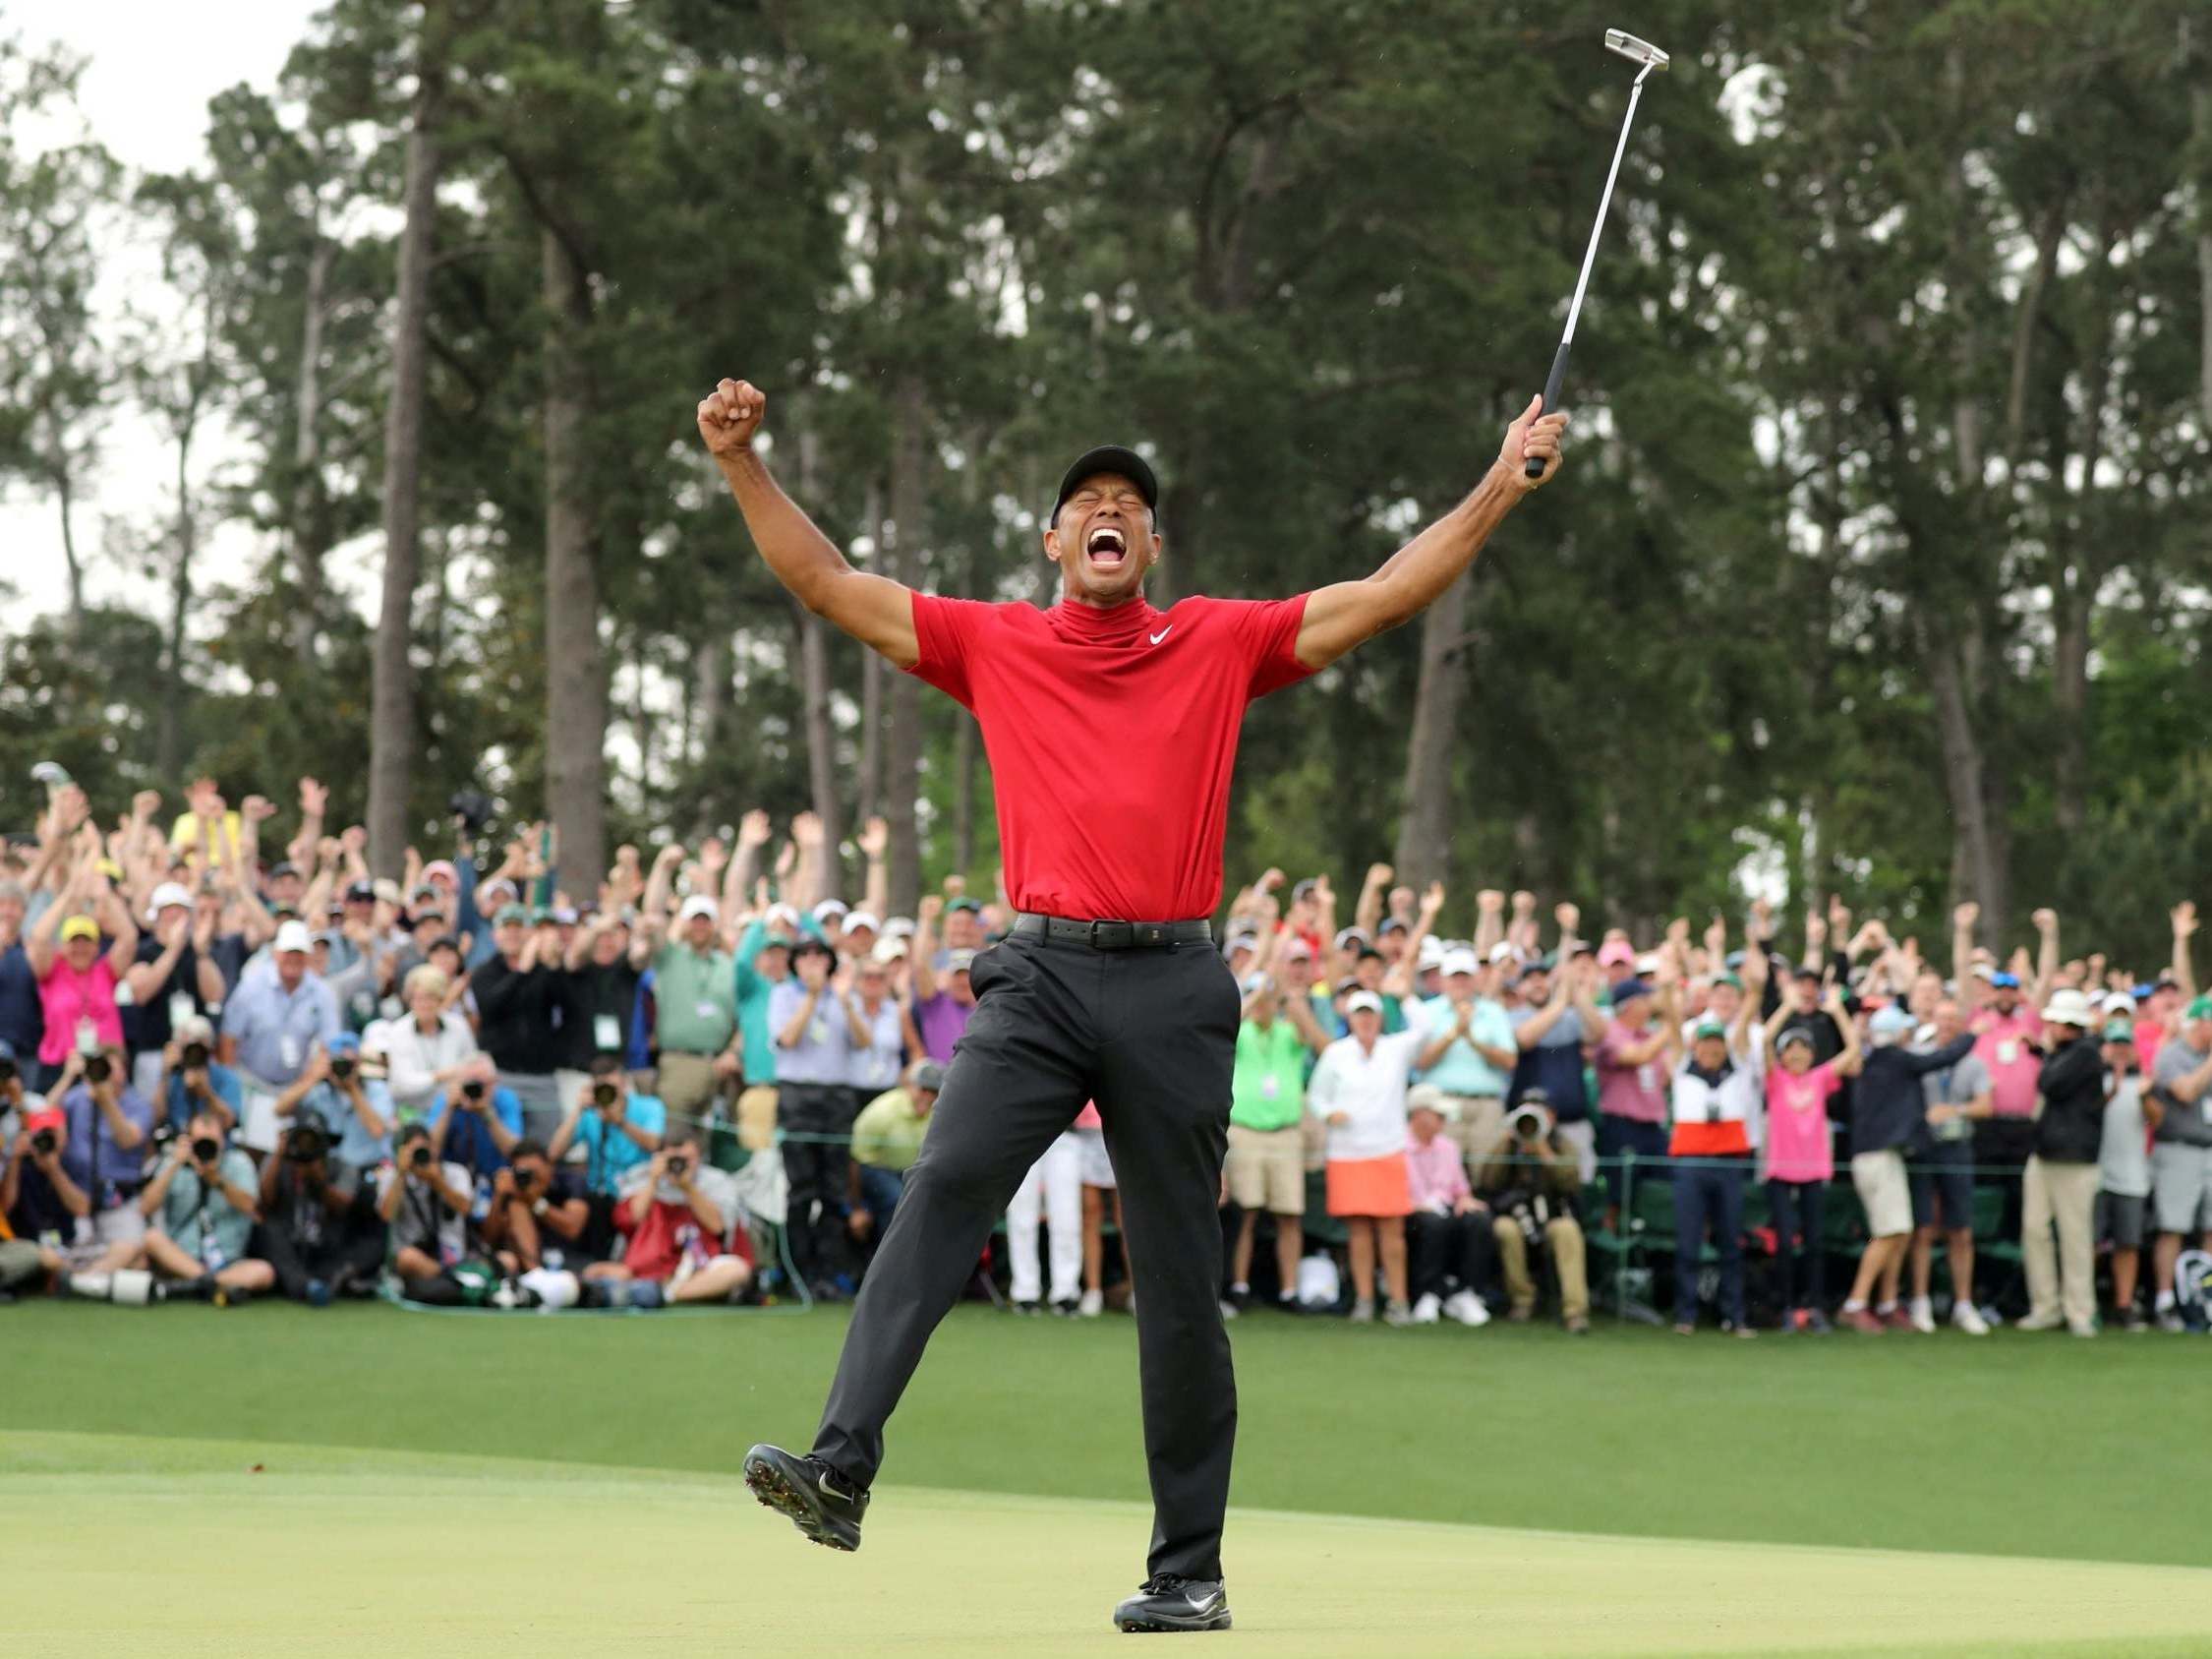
left=1411, top=1292, right=1442, bottom=1325
left=1442, top=1289, right=1490, bottom=1328
left=1950, top=1300, right=1990, bottom=1336
left=1908, top=1297, right=1936, bottom=1334
left=1077, top=1289, right=1103, bottom=1318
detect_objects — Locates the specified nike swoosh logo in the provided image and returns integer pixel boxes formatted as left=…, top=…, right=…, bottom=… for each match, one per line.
left=1186, top=1592, right=1221, bottom=1614
left=1149, top=626, right=1173, bottom=645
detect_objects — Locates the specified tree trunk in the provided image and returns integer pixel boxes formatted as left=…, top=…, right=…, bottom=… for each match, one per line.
left=2196, top=82, right=2212, bottom=429
left=2051, top=581, right=2089, bottom=836
left=55, top=458, right=84, bottom=638
left=1926, top=628, right=2007, bottom=941
left=541, top=221, right=608, bottom=884
left=156, top=386, right=201, bottom=782
left=368, top=31, right=441, bottom=878
left=953, top=714, right=975, bottom=875
left=1391, top=564, right=1470, bottom=889
left=287, top=237, right=333, bottom=667
left=796, top=603, right=845, bottom=880
left=883, top=377, right=928, bottom=916
left=857, top=478, right=885, bottom=825
left=691, top=631, right=727, bottom=774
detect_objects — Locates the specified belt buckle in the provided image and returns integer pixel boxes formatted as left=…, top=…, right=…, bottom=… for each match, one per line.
left=1088, top=919, right=1135, bottom=951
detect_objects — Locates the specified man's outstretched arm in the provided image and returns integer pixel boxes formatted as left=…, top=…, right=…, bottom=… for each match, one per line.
left=1294, top=396, right=1566, bottom=672
left=698, top=379, right=919, bottom=668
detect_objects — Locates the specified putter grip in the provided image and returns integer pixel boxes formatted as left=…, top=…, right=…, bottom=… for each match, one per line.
left=1525, top=341, right=1572, bottom=479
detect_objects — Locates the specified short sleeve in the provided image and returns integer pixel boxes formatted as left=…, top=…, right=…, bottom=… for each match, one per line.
left=630, top=1096, right=669, bottom=1136
left=907, top=594, right=997, bottom=709
left=1212, top=596, right=1312, bottom=700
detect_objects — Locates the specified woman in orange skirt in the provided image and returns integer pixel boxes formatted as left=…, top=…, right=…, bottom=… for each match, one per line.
left=1310, top=990, right=1425, bottom=1324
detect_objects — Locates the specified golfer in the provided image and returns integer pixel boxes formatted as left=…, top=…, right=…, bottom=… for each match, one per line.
left=697, top=377, right=1565, bottom=1633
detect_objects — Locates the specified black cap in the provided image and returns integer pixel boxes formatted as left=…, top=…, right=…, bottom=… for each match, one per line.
left=269, top=860, right=300, bottom=879
left=1049, top=445, right=1158, bottom=529
left=345, top=880, right=376, bottom=902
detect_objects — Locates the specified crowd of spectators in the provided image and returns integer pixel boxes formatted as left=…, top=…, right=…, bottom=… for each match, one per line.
left=4, top=774, right=2208, bottom=1340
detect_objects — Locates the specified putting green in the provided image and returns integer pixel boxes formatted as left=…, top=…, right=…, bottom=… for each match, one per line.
left=9, top=1431, right=2209, bottom=1657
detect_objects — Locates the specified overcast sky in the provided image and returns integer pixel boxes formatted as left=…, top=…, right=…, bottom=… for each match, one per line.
left=2, top=0, right=323, bottom=620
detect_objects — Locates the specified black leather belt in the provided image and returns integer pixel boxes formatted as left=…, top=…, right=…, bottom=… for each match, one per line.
left=1011, top=913, right=1212, bottom=951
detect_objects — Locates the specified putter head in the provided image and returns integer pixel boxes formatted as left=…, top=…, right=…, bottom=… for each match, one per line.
left=1604, top=29, right=1670, bottom=71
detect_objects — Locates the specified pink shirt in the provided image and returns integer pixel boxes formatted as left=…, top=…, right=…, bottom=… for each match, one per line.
left=38, top=956, right=122, bottom=1067
left=1971, top=1009, right=2043, bottom=1118
left=1405, top=1133, right=1471, bottom=1211
left=1596, top=1020, right=1669, bottom=1124
left=1764, top=1060, right=1842, bottom=1183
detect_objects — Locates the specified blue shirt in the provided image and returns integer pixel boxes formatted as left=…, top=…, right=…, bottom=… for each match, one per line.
left=1417, top=994, right=1516, bottom=1097
left=768, top=980, right=851, bottom=1085
left=575, top=1092, right=668, bottom=1195
left=0, top=941, right=43, bottom=1058
left=844, top=996, right=904, bottom=1093
left=292, top=1077, right=395, bottom=1170
left=221, top=971, right=341, bottom=1087
left=59, top=1082, right=156, bottom=1200
left=163, top=1061, right=246, bottom=1132
left=426, top=1084, right=526, bottom=1182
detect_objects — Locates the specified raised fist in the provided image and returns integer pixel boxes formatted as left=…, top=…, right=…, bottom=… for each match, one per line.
left=1476, top=890, right=1504, bottom=915
left=736, top=810, right=772, bottom=851
left=1510, top=890, right=1536, bottom=916
left=299, top=778, right=328, bottom=816
left=791, top=811, right=824, bottom=850
left=698, top=378, right=766, bottom=457
left=2031, top=908, right=2058, bottom=934
left=918, top=894, right=945, bottom=924
left=1553, top=901, right=1580, bottom=933
left=1952, top=902, right=1979, bottom=930
left=858, top=816, right=890, bottom=859
left=1420, top=881, right=1445, bottom=918
left=1366, top=863, right=1393, bottom=889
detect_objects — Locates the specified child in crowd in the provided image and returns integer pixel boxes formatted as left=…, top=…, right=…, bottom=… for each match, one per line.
left=1761, top=1013, right=1859, bottom=1333
left=1310, top=990, right=1422, bottom=1324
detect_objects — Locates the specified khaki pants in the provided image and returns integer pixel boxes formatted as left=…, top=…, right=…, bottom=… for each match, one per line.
left=735, top=1085, right=781, bottom=1152
left=656, top=1051, right=723, bottom=1122
left=1492, top=1214, right=1588, bottom=1321
left=1442, top=1096, right=1506, bottom=1164
left=2022, top=1155, right=2098, bottom=1329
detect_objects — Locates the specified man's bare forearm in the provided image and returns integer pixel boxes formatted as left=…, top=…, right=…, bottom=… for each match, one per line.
left=1370, top=465, right=1522, bottom=613
left=717, top=450, right=853, bottom=612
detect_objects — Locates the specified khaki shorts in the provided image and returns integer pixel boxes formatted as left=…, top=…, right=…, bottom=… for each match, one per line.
left=1226, top=1124, right=1306, bottom=1215
left=1851, top=1150, right=1912, bottom=1237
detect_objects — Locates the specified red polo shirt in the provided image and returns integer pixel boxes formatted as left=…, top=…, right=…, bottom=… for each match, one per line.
left=908, top=591, right=1311, bottom=920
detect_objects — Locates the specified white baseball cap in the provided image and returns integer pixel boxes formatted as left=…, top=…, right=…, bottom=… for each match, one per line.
left=1345, top=990, right=1383, bottom=1015
left=1440, top=948, right=1480, bottom=978
left=678, top=895, right=720, bottom=923
left=1417, top=936, right=1447, bottom=969
left=813, top=898, right=849, bottom=921
left=146, top=882, right=194, bottom=921
left=1487, top=942, right=1519, bottom=967
left=872, top=937, right=909, bottom=963
left=883, top=917, right=916, bottom=939
left=273, top=919, right=313, bottom=955
left=2041, top=988, right=2094, bottom=1028
left=844, top=910, right=881, bottom=933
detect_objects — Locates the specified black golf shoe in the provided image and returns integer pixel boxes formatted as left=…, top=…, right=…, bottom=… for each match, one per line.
left=1112, top=1574, right=1232, bottom=1632
left=742, top=1444, right=868, bottom=1552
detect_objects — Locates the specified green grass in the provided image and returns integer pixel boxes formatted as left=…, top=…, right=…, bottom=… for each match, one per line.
left=7, top=1297, right=2210, bottom=1568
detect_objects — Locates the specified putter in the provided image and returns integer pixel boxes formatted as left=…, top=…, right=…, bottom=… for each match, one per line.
left=1526, top=28, right=1670, bottom=478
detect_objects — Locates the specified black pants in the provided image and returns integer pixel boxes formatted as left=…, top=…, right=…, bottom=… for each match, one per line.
left=1673, top=1161, right=1746, bottom=1326
left=781, top=1082, right=858, bottom=1289
left=814, top=933, right=1239, bottom=1580
left=1766, top=1178, right=1830, bottom=1309
left=255, top=1214, right=386, bottom=1300
left=1406, top=1209, right=1495, bottom=1303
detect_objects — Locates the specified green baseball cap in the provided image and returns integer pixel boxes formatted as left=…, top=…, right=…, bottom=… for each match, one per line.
left=1717, top=973, right=1745, bottom=991
left=1693, top=1019, right=1728, bottom=1040
left=2102, top=1020, right=2135, bottom=1044
left=2186, top=995, right=2212, bottom=1022
left=495, top=903, right=530, bottom=925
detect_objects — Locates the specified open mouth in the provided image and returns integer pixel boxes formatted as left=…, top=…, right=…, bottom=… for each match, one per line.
left=1085, top=525, right=1128, bottom=568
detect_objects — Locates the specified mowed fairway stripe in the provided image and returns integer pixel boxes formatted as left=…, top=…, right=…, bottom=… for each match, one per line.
left=8, top=1433, right=2210, bottom=1658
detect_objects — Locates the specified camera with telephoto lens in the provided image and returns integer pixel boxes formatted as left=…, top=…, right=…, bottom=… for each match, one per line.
left=180, top=1041, right=209, bottom=1071
left=408, top=1144, right=432, bottom=1170
left=514, top=1165, right=537, bottom=1190
left=86, top=1053, right=112, bottom=1085
left=592, top=1082, right=617, bottom=1109
left=461, top=1079, right=486, bottom=1102
left=31, top=1126, right=59, bottom=1156
left=1507, top=1104, right=1549, bottom=1144
left=284, top=1120, right=330, bottom=1163
left=665, top=1155, right=689, bottom=1178
left=191, top=1135, right=221, bottom=1164
left=330, top=1054, right=356, bottom=1081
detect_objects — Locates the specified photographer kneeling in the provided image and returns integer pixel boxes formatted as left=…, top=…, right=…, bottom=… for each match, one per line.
left=129, top=1108, right=272, bottom=1304
left=377, top=1121, right=474, bottom=1298
left=479, top=1138, right=592, bottom=1275
left=1473, top=1091, right=1591, bottom=1333
left=255, top=1113, right=385, bottom=1304
left=583, top=1129, right=753, bottom=1306
left=273, top=1033, right=391, bottom=1181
